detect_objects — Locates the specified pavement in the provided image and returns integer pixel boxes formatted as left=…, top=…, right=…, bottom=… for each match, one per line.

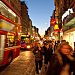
left=0, top=50, right=46, bottom=75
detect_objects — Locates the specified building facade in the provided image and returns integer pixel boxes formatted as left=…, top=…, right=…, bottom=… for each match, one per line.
left=21, top=1, right=32, bottom=35
left=54, top=0, right=75, bottom=48
left=62, top=0, right=75, bottom=49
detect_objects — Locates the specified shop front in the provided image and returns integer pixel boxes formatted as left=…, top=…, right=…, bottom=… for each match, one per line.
left=62, top=8, right=75, bottom=49
left=63, top=28, right=75, bottom=49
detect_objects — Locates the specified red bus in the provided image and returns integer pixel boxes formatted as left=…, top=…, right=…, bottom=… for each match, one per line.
left=0, top=1, right=21, bottom=67
left=0, top=20, right=21, bottom=67
left=21, top=35, right=32, bottom=49
left=0, top=31, right=21, bottom=67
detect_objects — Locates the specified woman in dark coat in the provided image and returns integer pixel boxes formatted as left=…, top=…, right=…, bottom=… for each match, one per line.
left=46, top=42, right=75, bottom=75
left=33, top=42, right=43, bottom=74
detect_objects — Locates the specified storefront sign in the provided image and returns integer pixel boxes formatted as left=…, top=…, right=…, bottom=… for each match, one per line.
left=62, top=8, right=74, bottom=22
left=50, top=18, right=56, bottom=26
left=54, top=24, right=60, bottom=32
left=54, top=24, right=59, bottom=30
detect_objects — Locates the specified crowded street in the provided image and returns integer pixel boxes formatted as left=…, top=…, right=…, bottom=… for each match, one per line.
left=0, top=50, right=46, bottom=75
left=0, top=0, right=75, bottom=75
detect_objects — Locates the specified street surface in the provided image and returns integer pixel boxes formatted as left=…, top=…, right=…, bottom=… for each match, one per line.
left=0, top=50, right=46, bottom=75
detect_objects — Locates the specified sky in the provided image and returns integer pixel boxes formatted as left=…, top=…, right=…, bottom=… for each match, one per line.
left=21, top=0, right=55, bottom=37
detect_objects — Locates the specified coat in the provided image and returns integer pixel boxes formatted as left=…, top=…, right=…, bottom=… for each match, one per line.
left=33, top=46, right=43, bottom=61
left=43, top=46, right=53, bottom=64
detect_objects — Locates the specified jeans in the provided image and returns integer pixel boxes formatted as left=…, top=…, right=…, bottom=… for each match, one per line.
left=35, top=60, right=42, bottom=74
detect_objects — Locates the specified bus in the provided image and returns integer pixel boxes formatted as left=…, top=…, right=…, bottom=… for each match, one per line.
left=0, top=31, right=21, bottom=67
left=20, top=35, right=33, bottom=49
left=0, top=17, right=21, bottom=67
left=20, top=34, right=40, bottom=50
left=0, top=1, right=21, bottom=67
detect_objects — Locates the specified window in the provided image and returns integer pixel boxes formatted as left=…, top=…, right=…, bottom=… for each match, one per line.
left=7, top=35, right=15, bottom=47
left=0, top=1, right=19, bottom=23
left=0, top=35, right=5, bottom=60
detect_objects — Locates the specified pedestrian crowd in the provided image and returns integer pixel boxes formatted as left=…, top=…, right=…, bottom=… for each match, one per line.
left=33, top=39, right=75, bottom=75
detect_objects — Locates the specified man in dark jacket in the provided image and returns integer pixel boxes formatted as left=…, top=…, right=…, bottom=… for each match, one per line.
left=43, top=41, right=53, bottom=71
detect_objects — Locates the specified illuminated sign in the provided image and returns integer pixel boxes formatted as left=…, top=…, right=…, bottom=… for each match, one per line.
left=50, top=18, right=56, bottom=26
left=0, top=19, right=15, bottom=31
left=54, top=24, right=59, bottom=30
left=54, top=24, right=60, bottom=32
left=62, top=8, right=73, bottom=21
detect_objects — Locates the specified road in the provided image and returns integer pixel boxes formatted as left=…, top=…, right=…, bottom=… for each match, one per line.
left=0, top=50, right=46, bottom=75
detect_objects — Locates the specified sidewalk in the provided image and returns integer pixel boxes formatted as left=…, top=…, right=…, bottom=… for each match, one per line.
left=0, top=51, right=46, bottom=75
left=35, top=63, right=46, bottom=75
left=39, top=64, right=46, bottom=75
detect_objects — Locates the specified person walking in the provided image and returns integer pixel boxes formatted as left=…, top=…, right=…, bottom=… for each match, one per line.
left=72, top=51, right=75, bottom=75
left=46, top=42, right=75, bottom=75
left=43, top=41, right=53, bottom=71
left=33, top=41, right=43, bottom=74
